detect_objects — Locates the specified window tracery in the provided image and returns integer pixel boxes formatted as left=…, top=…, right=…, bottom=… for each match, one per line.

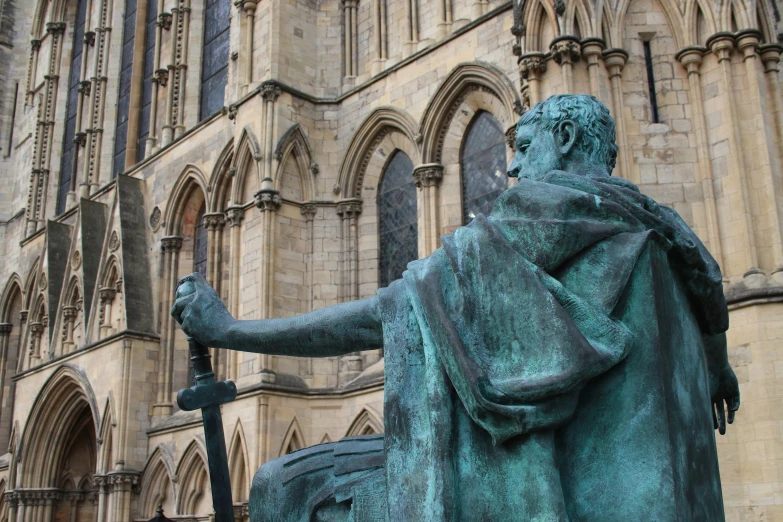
left=460, top=111, right=507, bottom=224
left=378, top=150, right=417, bottom=288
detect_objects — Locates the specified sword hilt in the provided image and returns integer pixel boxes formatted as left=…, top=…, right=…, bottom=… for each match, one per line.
left=177, top=338, right=237, bottom=411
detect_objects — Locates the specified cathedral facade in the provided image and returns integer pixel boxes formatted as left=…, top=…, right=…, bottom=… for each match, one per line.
left=0, top=0, right=781, bottom=519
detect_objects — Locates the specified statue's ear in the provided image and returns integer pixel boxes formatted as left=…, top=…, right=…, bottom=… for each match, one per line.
left=555, top=120, right=577, bottom=156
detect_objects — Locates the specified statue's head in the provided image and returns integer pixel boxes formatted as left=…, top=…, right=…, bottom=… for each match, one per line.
left=508, top=94, right=618, bottom=180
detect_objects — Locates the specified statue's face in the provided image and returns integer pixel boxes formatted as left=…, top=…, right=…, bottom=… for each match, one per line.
left=507, top=123, right=564, bottom=180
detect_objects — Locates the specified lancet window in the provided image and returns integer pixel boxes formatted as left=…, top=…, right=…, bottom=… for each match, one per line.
left=112, top=0, right=138, bottom=177
left=56, top=0, right=88, bottom=215
left=460, top=111, right=507, bottom=224
left=378, top=150, right=417, bottom=288
left=200, top=0, right=230, bottom=120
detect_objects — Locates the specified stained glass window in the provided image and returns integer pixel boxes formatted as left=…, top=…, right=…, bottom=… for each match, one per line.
left=378, top=150, right=417, bottom=288
left=200, top=0, right=230, bottom=121
left=137, top=0, right=157, bottom=162
left=194, top=203, right=208, bottom=278
left=461, top=111, right=507, bottom=225
left=57, top=0, right=88, bottom=215
left=112, top=0, right=137, bottom=177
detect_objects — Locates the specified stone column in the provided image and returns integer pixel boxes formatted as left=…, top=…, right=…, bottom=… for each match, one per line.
left=107, top=473, right=138, bottom=522
left=603, top=48, right=632, bottom=183
left=518, top=53, right=547, bottom=106
left=0, top=324, right=9, bottom=454
left=436, top=0, right=452, bottom=38
left=28, top=322, right=43, bottom=367
left=65, top=492, right=82, bottom=522
left=94, top=476, right=107, bottom=522
left=413, top=164, right=444, bottom=257
left=707, top=32, right=758, bottom=273
left=736, top=30, right=783, bottom=268
left=5, top=491, right=17, bottom=522
left=403, top=0, right=418, bottom=57
left=254, top=190, right=281, bottom=379
left=146, top=1, right=169, bottom=156
left=225, top=206, right=245, bottom=380
left=204, top=212, right=226, bottom=289
left=99, top=287, right=116, bottom=336
left=154, top=236, right=182, bottom=417
left=675, top=46, right=723, bottom=267
left=41, top=491, right=56, bottom=522
left=162, top=0, right=179, bottom=146
left=550, top=36, right=581, bottom=93
left=61, top=306, right=77, bottom=353
left=174, top=0, right=192, bottom=138
left=371, top=0, right=388, bottom=74
left=344, top=1, right=358, bottom=77
left=236, top=0, right=258, bottom=95
left=581, top=38, right=605, bottom=100
left=16, top=311, right=27, bottom=373
left=336, top=200, right=363, bottom=387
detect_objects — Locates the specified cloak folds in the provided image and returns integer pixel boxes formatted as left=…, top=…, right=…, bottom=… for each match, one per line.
left=379, top=171, right=727, bottom=521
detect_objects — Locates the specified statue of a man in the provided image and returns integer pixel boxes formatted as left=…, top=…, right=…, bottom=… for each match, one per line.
left=172, top=95, right=740, bottom=521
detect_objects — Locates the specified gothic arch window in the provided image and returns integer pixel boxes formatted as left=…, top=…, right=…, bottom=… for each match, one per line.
left=460, top=111, right=507, bottom=224
left=137, top=0, right=158, bottom=161
left=112, top=0, right=138, bottom=177
left=200, top=0, right=230, bottom=120
left=56, top=0, right=88, bottom=215
left=194, top=203, right=208, bottom=278
left=378, top=150, right=417, bottom=288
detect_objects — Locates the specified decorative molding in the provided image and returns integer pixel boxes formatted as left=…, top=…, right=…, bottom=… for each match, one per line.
left=336, top=200, right=362, bottom=219
left=203, top=212, right=226, bottom=231
left=300, top=203, right=317, bottom=221
left=550, top=36, right=581, bottom=65
left=261, top=84, right=281, bottom=102
left=225, top=206, right=245, bottom=227
left=71, top=250, right=82, bottom=269
left=412, top=164, right=444, bottom=188
left=160, top=236, right=183, bottom=253
left=254, top=189, right=282, bottom=211
left=149, top=206, right=162, bottom=231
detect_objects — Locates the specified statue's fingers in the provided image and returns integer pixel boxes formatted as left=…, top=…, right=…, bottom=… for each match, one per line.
left=716, top=401, right=727, bottom=435
left=711, top=403, right=718, bottom=430
left=728, top=396, right=740, bottom=424
left=171, top=294, right=196, bottom=324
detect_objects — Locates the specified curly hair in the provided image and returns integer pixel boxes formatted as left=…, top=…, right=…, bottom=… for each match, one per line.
left=518, top=95, right=618, bottom=175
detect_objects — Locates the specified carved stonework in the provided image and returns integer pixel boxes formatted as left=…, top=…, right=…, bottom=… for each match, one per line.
left=99, top=287, right=117, bottom=304
left=519, top=54, right=547, bottom=79
left=71, top=250, right=82, bottom=269
left=254, top=189, right=282, bottom=211
left=154, top=68, right=169, bottom=87
left=261, top=84, right=281, bottom=102
left=412, top=164, right=444, bottom=188
left=551, top=38, right=581, bottom=65
left=310, top=163, right=319, bottom=176
left=227, top=105, right=239, bottom=120
left=336, top=200, right=362, bottom=219
left=225, top=207, right=246, bottom=227
left=46, top=22, right=66, bottom=35
left=109, top=230, right=120, bottom=252
left=161, top=236, right=184, bottom=253
left=553, top=0, right=566, bottom=16
left=83, top=31, right=96, bottom=46
left=150, top=206, right=162, bottom=231
left=38, top=273, right=47, bottom=290
left=203, top=212, right=226, bottom=231
left=158, top=12, right=173, bottom=30
left=300, top=203, right=317, bottom=221
left=0, top=323, right=12, bottom=336
left=505, top=125, right=517, bottom=151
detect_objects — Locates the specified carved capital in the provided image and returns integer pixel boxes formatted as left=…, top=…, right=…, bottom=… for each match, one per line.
left=225, top=206, right=245, bottom=227
left=161, top=236, right=183, bottom=253
left=158, top=12, right=173, bottom=30
left=551, top=36, right=581, bottom=65
left=203, top=212, right=226, bottom=231
left=336, top=200, right=362, bottom=219
left=29, top=322, right=44, bottom=336
left=580, top=37, right=605, bottom=64
left=261, top=84, right=281, bottom=102
left=99, top=287, right=117, bottom=303
left=518, top=52, right=547, bottom=79
left=412, top=164, right=444, bottom=188
left=107, top=471, right=140, bottom=490
left=78, top=79, right=91, bottom=96
left=0, top=323, right=11, bottom=335
left=759, top=43, right=783, bottom=73
left=74, top=131, right=87, bottom=147
left=602, top=48, right=629, bottom=76
left=62, top=306, right=78, bottom=320
left=735, top=29, right=763, bottom=59
left=707, top=32, right=735, bottom=61
left=20, top=310, right=28, bottom=322
left=235, top=0, right=258, bottom=12
left=46, top=22, right=66, bottom=35
left=675, top=46, right=707, bottom=74
left=83, top=31, right=96, bottom=46
left=254, top=189, right=282, bottom=211
left=30, top=39, right=41, bottom=51
left=300, top=203, right=317, bottom=221
left=154, top=68, right=169, bottom=87
left=227, top=105, right=238, bottom=121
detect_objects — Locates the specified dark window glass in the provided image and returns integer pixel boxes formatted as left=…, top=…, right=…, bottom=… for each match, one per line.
left=57, top=0, right=88, bottom=215
left=112, top=0, right=137, bottom=177
left=378, top=151, right=417, bottom=288
left=137, top=0, right=158, bottom=162
left=643, top=41, right=660, bottom=124
left=194, top=203, right=208, bottom=278
left=461, top=111, right=507, bottom=225
left=199, top=0, right=230, bottom=120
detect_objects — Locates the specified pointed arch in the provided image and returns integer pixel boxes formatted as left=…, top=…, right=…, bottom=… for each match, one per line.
left=176, top=439, right=210, bottom=515
left=337, top=107, right=420, bottom=198
left=615, top=0, right=687, bottom=49
left=345, top=407, right=383, bottom=437
left=97, top=394, right=116, bottom=473
left=419, top=62, right=521, bottom=166
left=231, top=125, right=263, bottom=205
left=564, top=0, right=594, bottom=38
left=164, top=165, right=210, bottom=236
left=140, top=444, right=177, bottom=517
left=19, top=365, right=99, bottom=488
left=718, top=0, right=751, bottom=31
left=273, top=124, right=317, bottom=201
left=524, top=0, right=559, bottom=51
left=755, top=0, right=775, bottom=41
left=319, top=433, right=333, bottom=444
left=278, top=417, right=306, bottom=457
left=22, top=259, right=40, bottom=311
left=685, top=0, right=718, bottom=45
left=209, top=139, right=235, bottom=212
left=228, top=420, right=250, bottom=502
left=0, top=275, right=23, bottom=323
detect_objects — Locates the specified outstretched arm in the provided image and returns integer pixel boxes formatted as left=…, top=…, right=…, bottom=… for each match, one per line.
left=171, top=273, right=383, bottom=358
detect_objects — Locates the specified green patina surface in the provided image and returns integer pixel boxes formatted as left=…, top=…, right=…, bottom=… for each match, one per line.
left=172, top=95, right=740, bottom=522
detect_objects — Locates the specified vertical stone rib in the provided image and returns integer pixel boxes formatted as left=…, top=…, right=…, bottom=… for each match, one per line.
left=603, top=48, right=632, bottom=183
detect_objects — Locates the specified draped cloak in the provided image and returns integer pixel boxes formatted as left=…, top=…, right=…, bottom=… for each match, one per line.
left=379, top=171, right=727, bottom=521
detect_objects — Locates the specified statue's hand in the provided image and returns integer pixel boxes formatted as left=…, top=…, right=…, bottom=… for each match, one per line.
left=709, top=362, right=740, bottom=435
left=171, top=272, right=235, bottom=347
